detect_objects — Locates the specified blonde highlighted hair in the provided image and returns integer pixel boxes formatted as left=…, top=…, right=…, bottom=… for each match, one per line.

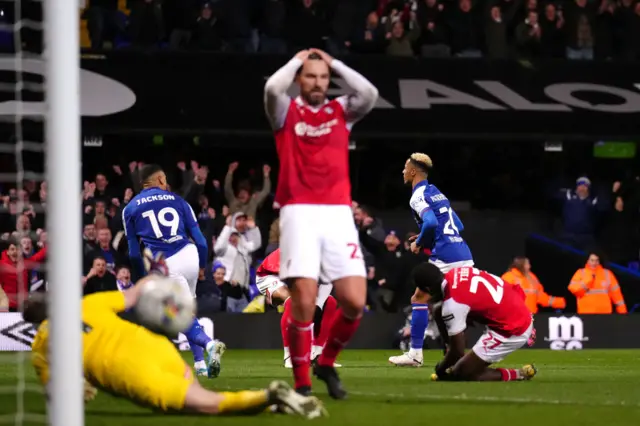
left=408, top=153, right=433, bottom=174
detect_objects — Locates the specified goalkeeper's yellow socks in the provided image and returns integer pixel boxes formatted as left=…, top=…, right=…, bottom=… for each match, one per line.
left=217, top=390, right=270, bottom=415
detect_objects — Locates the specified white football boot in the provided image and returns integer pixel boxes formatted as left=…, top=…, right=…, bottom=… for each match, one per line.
left=388, top=350, right=423, bottom=367
left=194, top=360, right=208, bottom=377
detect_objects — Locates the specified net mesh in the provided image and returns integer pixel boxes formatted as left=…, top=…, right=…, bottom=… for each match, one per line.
left=0, top=0, right=47, bottom=424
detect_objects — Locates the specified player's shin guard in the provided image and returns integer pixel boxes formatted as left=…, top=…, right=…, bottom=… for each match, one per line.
left=410, top=304, right=429, bottom=356
left=288, top=318, right=314, bottom=390
left=217, top=390, right=270, bottom=415
left=317, top=309, right=360, bottom=367
left=281, top=298, right=291, bottom=360
left=315, top=295, right=337, bottom=349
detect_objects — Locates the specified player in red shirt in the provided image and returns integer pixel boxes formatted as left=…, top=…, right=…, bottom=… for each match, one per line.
left=264, top=48, right=378, bottom=398
left=256, top=249, right=340, bottom=369
left=410, top=262, right=538, bottom=382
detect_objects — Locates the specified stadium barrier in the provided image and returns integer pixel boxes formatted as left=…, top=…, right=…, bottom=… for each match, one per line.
left=0, top=312, right=637, bottom=352
left=526, top=234, right=640, bottom=311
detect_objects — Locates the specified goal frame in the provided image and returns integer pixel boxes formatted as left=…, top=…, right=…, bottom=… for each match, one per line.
left=43, top=0, right=84, bottom=425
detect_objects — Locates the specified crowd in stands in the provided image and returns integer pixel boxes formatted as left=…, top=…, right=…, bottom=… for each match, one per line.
left=77, top=0, right=640, bottom=60
left=0, top=158, right=636, bottom=314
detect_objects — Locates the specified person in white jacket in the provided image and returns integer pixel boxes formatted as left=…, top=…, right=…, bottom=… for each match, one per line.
left=214, top=212, right=262, bottom=286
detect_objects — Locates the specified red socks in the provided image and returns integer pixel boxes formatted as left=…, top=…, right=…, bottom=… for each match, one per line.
left=315, top=295, right=338, bottom=348
left=317, top=309, right=360, bottom=367
left=288, top=318, right=313, bottom=389
left=281, top=298, right=291, bottom=349
left=497, top=368, right=520, bottom=381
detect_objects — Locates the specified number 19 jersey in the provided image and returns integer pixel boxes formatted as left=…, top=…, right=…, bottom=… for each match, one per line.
left=122, top=187, right=196, bottom=258
left=409, top=180, right=472, bottom=264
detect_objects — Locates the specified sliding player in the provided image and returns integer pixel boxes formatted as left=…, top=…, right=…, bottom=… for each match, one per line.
left=26, top=275, right=326, bottom=418
left=256, top=248, right=341, bottom=368
left=123, top=164, right=224, bottom=378
left=264, top=48, right=378, bottom=398
left=389, top=153, right=474, bottom=367
left=411, top=262, right=537, bottom=382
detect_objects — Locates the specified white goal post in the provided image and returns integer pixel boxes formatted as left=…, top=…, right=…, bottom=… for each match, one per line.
left=44, top=0, right=83, bottom=425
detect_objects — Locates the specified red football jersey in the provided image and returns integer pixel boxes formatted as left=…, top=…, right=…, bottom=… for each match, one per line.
left=256, top=249, right=281, bottom=277
left=441, top=267, right=532, bottom=338
left=273, top=97, right=352, bottom=207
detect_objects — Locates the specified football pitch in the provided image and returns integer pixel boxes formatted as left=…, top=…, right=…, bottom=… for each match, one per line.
left=1, top=349, right=639, bottom=426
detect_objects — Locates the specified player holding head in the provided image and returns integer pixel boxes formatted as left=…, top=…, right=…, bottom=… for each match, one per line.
left=264, top=48, right=378, bottom=398
left=24, top=276, right=326, bottom=418
left=255, top=248, right=341, bottom=368
left=389, top=153, right=474, bottom=367
left=411, top=262, right=537, bottom=382
left=122, top=165, right=224, bottom=378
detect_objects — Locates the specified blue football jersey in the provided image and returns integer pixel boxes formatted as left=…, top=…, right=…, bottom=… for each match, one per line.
left=409, top=180, right=473, bottom=264
left=122, top=187, right=198, bottom=259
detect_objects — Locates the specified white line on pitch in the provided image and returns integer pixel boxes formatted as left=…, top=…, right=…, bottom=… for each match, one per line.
left=349, top=391, right=640, bottom=408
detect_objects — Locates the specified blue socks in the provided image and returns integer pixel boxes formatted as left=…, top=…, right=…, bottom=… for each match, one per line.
left=410, top=304, right=429, bottom=351
left=184, top=318, right=212, bottom=363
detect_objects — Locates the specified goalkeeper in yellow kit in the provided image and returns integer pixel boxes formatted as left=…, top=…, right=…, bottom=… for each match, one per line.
left=25, top=259, right=326, bottom=418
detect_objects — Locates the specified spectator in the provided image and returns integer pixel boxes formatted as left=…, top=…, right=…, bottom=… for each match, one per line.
left=594, top=0, right=616, bottom=59
left=350, top=11, right=386, bottom=54
left=417, top=0, right=450, bottom=57
left=515, top=10, right=542, bottom=59
left=213, top=262, right=248, bottom=313
left=448, top=0, right=483, bottom=57
left=219, top=0, right=255, bottom=53
left=0, top=239, right=47, bottom=311
left=0, top=285, right=8, bottom=311
left=15, top=214, right=37, bottom=242
left=196, top=260, right=223, bottom=313
left=84, top=0, right=122, bottom=49
left=189, top=2, right=225, bottom=51
left=224, top=162, right=272, bottom=219
left=501, top=256, right=566, bottom=313
left=539, top=3, right=566, bottom=58
left=385, top=15, right=420, bottom=56
left=83, top=256, right=118, bottom=295
left=82, top=219, right=98, bottom=262
left=600, top=196, right=638, bottom=266
left=168, top=0, right=200, bottom=49
left=485, top=6, right=509, bottom=59
left=558, top=176, right=605, bottom=251
left=568, top=252, right=627, bottom=314
left=214, top=212, right=261, bottom=280
left=115, top=265, right=134, bottom=291
left=94, top=173, right=115, bottom=201
left=564, top=0, right=596, bottom=60
left=93, top=228, right=121, bottom=273
left=128, top=0, right=165, bottom=48
left=259, top=0, right=288, bottom=54
left=266, top=216, right=280, bottom=256
left=616, top=0, right=640, bottom=60
left=286, top=0, right=330, bottom=51
left=359, top=230, right=409, bottom=312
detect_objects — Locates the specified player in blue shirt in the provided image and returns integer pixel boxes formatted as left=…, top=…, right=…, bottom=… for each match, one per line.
left=122, top=164, right=225, bottom=378
left=389, top=153, right=474, bottom=367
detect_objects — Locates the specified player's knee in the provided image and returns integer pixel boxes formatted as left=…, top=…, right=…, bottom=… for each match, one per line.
left=339, top=297, right=365, bottom=319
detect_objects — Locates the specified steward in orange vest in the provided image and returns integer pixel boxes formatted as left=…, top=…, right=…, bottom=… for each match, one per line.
left=568, top=253, right=627, bottom=314
left=502, top=257, right=566, bottom=314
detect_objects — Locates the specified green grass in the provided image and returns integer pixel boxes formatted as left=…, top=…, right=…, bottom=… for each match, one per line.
left=1, top=349, right=640, bottom=426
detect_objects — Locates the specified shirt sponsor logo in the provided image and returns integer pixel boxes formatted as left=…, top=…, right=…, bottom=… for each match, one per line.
left=294, top=119, right=339, bottom=137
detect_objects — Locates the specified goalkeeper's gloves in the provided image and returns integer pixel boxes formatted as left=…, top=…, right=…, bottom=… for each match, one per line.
left=84, top=379, right=98, bottom=402
left=143, top=249, right=169, bottom=277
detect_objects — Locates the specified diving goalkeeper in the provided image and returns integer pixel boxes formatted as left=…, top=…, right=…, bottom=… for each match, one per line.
left=25, top=259, right=326, bottom=418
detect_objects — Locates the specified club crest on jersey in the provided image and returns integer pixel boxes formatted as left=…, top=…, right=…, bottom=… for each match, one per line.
left=324, top=107, right=333, bottom=114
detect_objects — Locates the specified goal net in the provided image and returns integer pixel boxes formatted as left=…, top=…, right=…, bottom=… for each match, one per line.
left=0, top=1, right=83, bottom=425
